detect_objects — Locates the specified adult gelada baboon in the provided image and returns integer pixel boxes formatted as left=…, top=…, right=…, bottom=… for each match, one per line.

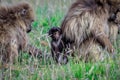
left=60, top=0, right=120, bottom=62
left=0, top=2, right=34, bottom=65
left=78, top=9, right=120, bottom=61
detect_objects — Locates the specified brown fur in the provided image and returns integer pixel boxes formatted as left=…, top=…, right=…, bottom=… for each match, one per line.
left=79, top=8, right=120, bottom=62
left=108, top=10, right=120, bottom=45
left=60, top=0, right=120, bottom=61
left=0, top=2, right=34, bottom=64
left=109, top=22, right=118, bottom=45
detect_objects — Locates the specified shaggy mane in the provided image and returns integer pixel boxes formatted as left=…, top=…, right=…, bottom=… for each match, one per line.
left=0, top=2, right=33, bottom=25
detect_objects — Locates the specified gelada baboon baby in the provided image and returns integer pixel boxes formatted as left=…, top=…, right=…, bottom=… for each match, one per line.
left=48, top=27, right=68, bottom=64
left=60, top=0, right=120, bottom=62
left=0, top=2, right=34, bottom=64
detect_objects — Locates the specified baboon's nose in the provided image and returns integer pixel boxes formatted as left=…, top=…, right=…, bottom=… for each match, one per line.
left=27, top=26, right=32, bottom=33
left=27, top=29, right=31, bottom=33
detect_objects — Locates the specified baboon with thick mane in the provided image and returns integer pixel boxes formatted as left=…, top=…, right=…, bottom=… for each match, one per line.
left=60, top=0, right=120, bottom=62
left=0, top=2, right=34, bottom=64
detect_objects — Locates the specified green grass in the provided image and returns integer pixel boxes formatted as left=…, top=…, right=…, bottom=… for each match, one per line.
left=2, top=56, right=120, bottom=80
left=1, top=0, right=120, bottom=80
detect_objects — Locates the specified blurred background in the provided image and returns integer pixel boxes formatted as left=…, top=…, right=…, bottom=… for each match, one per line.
left=1, top=0, right=73, bottom=14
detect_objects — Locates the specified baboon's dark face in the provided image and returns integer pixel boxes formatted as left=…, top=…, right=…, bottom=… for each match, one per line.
left=48, top=27, right=62, bottom=40
left=25, top=9, right=34, bottom=33
left=20, top=4, right=34, bottom=33
left=23, top=13, right=34, bottom=33
left=24, top=19, right=34, bottom=33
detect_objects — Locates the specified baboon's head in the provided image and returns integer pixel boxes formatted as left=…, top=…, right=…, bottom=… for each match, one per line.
left=48, top=27, right=62, bottom=41
left=9, top=2, right=35, bottom=33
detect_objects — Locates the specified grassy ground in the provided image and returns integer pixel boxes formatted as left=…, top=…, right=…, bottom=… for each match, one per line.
left=0, top=0, right=120, bottom=80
